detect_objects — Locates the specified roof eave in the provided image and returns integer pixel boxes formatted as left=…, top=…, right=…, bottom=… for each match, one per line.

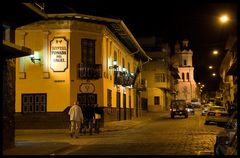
left=3, top=40, right=33, bottom=59
left=46, top=13, right=152, bottom=62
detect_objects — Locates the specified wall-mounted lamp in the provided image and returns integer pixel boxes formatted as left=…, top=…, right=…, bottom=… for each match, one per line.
left=109, top=60, right=118, bottom=69
left=30, top=53, right=41, bottom=64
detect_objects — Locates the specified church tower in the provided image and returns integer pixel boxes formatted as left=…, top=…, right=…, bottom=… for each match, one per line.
left=175, top=39, right=198, bottom=103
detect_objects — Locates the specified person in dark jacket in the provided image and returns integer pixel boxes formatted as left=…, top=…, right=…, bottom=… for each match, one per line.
left=94, top=105, right=102, bottom=134
left=83, top=104, right=95, bottom=135
left=79, top=104, right=86, bottom=134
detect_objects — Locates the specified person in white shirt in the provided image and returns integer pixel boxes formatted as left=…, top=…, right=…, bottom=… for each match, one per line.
left=68, top=101, right=83, bottom=138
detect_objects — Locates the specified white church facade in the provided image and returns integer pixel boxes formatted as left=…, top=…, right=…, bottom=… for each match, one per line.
left=174, top=39, right=198, bottom=103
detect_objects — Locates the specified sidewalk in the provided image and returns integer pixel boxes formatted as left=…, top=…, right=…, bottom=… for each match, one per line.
left=3, top=111, right=168, bottom=155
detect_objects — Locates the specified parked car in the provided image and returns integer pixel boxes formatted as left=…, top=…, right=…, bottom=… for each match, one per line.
left=191, top=98, right=201, bottom=108
left=209, top=105, right=226, bottom=112
left=201, top=104, right=210, bottom=116
left=224, top=132, right=237, bottom=155
left=214, top=129, right=237, bottom=156
left=204, top=110, right=230, bottom=126
left=186, top=103, right=194, bottom=115
left=170, top=100, right=188, bottom=118
left=214, top=111, right=237, bottom=156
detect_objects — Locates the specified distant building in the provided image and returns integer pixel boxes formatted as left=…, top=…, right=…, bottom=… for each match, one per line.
left=138, top=36, right=180, bottom=112
left=14, top=13, right=151, bottom=128
left=219, top=35, right=237, bottom=105
left=173, top=39, right=198, bottom=103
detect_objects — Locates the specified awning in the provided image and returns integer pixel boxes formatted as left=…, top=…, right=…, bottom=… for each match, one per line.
left=3, top=40, right=33, bottom=59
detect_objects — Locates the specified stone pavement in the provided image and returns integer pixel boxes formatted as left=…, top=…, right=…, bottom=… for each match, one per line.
left=3, top=111, right=168, bottom=155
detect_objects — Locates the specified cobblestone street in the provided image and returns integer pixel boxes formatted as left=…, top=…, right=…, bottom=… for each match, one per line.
left=64, top=110, right=223, bottom=155
left=4, top=110, right=223, bottom=155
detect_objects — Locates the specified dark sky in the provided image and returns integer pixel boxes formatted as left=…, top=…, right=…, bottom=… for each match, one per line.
left=5, top=1, right=237, bottom=92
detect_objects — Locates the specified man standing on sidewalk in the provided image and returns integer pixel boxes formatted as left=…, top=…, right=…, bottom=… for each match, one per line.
left=68, top=101, right=83, bottom=138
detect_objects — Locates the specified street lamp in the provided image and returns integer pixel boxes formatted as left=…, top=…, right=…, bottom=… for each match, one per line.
left=213, top=50, right=219, bottom=55
left=219, top=14, right=229, bottom=24
left=208, top=65, right=213, bottom=69
left=212, top=73, right=216, bottom=77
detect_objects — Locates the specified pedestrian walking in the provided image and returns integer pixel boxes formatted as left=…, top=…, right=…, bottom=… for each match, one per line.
left=79, top=104, right=86, bottom=134
left=68, top=101, right=83, bottom=138
left=83, top=104, right=95, bottom=135
left=94, top=105, right=102, bottom=134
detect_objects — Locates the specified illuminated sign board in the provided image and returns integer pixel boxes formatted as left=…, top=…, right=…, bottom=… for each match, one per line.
left=50, top=37, right=68, bottom=72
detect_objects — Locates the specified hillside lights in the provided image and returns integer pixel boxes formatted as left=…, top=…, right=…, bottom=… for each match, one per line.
left=30, top=51, right=41, bottom=64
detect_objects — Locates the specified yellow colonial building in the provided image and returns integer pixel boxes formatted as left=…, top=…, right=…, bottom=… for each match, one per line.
left=138, top=36, right=180, bottom=112
left=15, top=13, right=151, bottom=128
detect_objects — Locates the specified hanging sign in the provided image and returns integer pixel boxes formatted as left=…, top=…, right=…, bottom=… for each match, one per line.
left=50, top=37, right=68, bottom=72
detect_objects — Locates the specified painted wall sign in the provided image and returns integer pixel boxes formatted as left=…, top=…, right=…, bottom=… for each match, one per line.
left=79, top=83, right=95, bottom=93
left=50, top=37, right=68, bottom=72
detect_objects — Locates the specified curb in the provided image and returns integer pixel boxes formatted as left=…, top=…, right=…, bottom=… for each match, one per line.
left=48, top=144, right=78, bottom=155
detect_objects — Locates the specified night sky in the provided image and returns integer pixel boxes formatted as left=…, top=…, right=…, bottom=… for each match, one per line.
left=43, top=1, right=237, bottom=92
left=4, top=1, right=237, bottom=92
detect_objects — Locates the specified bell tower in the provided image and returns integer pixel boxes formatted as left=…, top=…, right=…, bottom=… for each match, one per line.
left=175, top=39, right=198, bottom=102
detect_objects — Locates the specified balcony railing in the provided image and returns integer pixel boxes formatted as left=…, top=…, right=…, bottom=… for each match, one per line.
left=78, top=63, right=102, bottom=80
left=114, top=71, right=123, bottom=85
left=136, top=79, right=147, bottom=91
left=114, top=71, right=135, bottom=87
left=122, top=73, right=135, bottom=87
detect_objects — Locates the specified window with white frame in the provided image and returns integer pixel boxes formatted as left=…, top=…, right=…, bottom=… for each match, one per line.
left=22, top=93, right=47, bottom=113
left=155, top=73, right=165, bottom=82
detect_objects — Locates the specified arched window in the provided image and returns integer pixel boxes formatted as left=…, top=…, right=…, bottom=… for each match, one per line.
left=187, top=73, right=189, bottom=80
left=182, top=73, right=185, bottom=80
